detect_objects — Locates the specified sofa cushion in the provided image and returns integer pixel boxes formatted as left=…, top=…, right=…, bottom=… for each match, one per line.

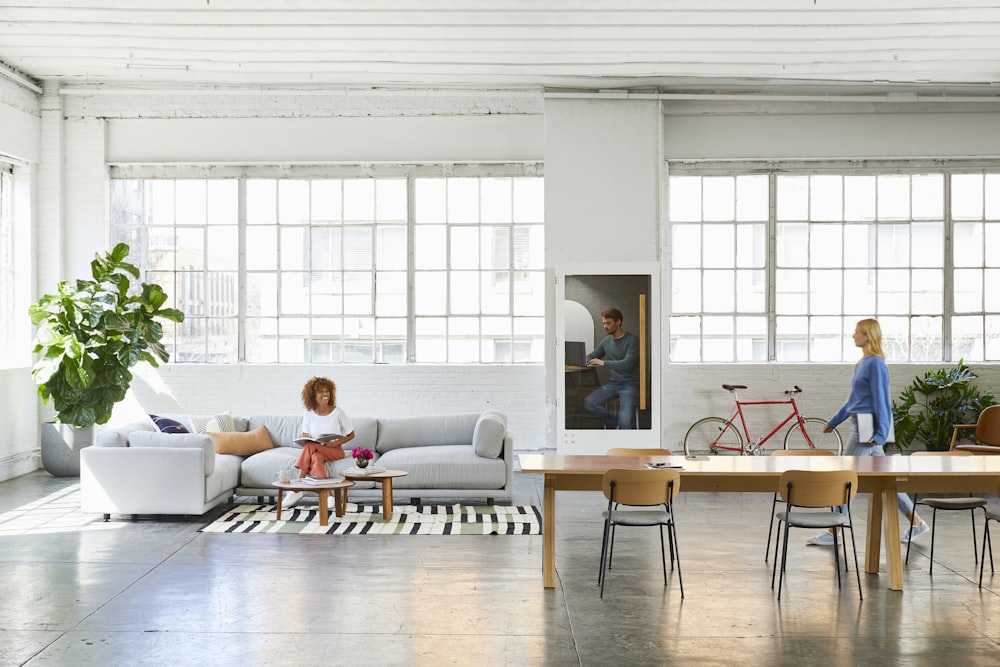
left=128, top=431, right=216, bottom=475
left=209, top=425, right=274, bottom=456
left=376, top=445, right=506, bottom=489
left=191, top=411, right=236, bottom=434
left=473, top=410, right=507, bottom=458
left=376, top=413, right=479, bottom=453
left=150, top=414, right=189, bottom=434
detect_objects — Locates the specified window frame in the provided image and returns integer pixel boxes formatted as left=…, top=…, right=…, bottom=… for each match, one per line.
left=667, top=160, right=1000, bottom=364
left=109, top=163, right=544, bottom=365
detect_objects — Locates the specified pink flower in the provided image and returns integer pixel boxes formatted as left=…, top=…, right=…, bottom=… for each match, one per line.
left=352, top=447, right=373, bottom=461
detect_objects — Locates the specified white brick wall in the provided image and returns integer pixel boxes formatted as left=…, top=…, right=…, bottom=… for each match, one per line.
left=117, top=363, right=547, bottom=451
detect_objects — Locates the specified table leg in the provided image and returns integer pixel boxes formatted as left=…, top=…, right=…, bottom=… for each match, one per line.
left=334, top=487, right=347, bottom=517
left=883, top=489, right=903, bottom=591
left=276, top=490, right=284, bottom=521
left=381, top=479, right=394, bottom=520
left=543, top=474, right=556, bottom=589
left=865, top=489, right=883, bottom=574
left=317, top=490, right=330, bottom=526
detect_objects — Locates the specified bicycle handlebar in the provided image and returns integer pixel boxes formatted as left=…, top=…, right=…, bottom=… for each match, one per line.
left=723, top=383, right=804, bottom=395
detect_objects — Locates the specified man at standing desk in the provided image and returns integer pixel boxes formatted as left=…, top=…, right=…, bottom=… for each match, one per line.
left=583, top=307, right=640, bottom=429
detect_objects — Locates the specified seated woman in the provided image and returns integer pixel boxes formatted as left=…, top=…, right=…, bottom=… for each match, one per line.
left=284, top=376, right=355, bottom=508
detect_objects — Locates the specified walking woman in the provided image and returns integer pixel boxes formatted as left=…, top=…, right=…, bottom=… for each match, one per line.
left=806, top=318, right=928, bottom=545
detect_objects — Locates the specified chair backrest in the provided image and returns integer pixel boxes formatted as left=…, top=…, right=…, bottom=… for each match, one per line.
left=769, top=449, right=836, bottom=457
left=606, top=447, right=673, bottom=456
left=977, top=405, right=1000, bottom=446
left=910, top=450, right=974, bottom=457
left=778, top=469, right=858, bottom=508
left=602, top=468, right=680, bottom=506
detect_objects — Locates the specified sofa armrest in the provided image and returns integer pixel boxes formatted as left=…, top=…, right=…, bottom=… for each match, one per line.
left=80, top=446, right=214, bottom=516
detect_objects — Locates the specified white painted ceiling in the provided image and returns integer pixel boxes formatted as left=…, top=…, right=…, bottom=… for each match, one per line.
left=2, top=0, right=1000, bottom=95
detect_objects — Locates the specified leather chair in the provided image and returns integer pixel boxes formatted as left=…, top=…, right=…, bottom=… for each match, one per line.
left=949, top=405, right=1000, bottom=454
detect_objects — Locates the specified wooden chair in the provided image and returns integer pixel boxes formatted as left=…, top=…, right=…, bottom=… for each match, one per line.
left=978, top=485, right=998, bottom=588
left=772, top=469, right=861, bottom=601
left=905, top=450, right=989, bottom=574
left=949, top=405, right=1000, bottom=454
left=599, top=467, right=683, bottom=599
left=765, top=449, right=836, bottom=562
left=606, top=447, right=672, bottom=457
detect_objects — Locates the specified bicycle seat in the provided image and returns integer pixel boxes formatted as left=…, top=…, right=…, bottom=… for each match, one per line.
left=722, top=384, right=747, bottom=391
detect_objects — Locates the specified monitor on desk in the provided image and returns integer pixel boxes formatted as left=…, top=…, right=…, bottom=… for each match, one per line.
left=565, top=341, right=587, bottom=367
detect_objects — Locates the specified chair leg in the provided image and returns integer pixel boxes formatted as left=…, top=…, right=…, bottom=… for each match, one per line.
left=929, top=508, right=938, bottom=575
left=832, top=530, right=843, bottom=588
left=905, top=501, right=918, bottom=564
left=599, top=518, right=613, bottom=598
left=981, top=518, right=994, bottom=589
left=970, top=508, right=979, bottom=564
left=777, top=522, right=791, bottom=600
left=599, top=517, right=611, bottom=585
left=771, top=519, right=782, bottom=589
left=608, top=525, right=617, bottom=570
left=765, top=493, right=778, bottom=562
left=849, top=516, right=863, bottom=600
left=659, top=526, right=668, bottom=585
left=671, top=519, right=684, bottom=599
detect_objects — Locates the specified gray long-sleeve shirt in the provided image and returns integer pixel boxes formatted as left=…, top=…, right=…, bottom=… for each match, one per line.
left=587, top=333, right=640, bottom=384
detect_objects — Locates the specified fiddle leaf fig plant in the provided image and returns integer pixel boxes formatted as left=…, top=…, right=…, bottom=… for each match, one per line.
left=891, top=361, right=996, bottom=452
left=28, top=243, right=185, bottom=428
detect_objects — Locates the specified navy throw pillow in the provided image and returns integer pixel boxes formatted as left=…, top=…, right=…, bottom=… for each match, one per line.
left=150, top=414, right=189, bottom=434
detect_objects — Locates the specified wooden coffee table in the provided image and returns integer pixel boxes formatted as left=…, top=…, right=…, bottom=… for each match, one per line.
left=339, top=469, right=409, bottom=520
left=273, top=478, right=355, bottom=526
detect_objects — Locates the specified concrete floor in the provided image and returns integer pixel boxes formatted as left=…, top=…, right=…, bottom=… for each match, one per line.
left=1, top=468, right=999, bottom=666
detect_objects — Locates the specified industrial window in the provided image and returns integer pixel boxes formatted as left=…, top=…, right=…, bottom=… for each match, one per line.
left=668, top=168, right=1000, bottom=363
left=110, top=169, right=544, bottom=364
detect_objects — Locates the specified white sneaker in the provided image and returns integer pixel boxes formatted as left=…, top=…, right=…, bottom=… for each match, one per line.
left=281, top=491, right=304, bottom=509
left=901, top=521, right=930, bottom=544
left=806, top=531, right=836, bottom=546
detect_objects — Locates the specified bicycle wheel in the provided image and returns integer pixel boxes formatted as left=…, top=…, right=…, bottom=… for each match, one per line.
left=783, top=417, right=843, bottom=454
left=684, top=417, right=745, bottom=456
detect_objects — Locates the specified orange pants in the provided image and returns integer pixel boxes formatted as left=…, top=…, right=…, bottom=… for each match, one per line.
left=294, top=443, right=345, bottom=478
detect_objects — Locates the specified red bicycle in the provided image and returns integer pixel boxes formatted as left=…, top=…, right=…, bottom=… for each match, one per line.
left=683, top=384, right=843, bottom=456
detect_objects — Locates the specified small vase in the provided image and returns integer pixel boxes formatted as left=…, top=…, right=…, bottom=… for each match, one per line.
left=356, top=457, right=369, bottom=469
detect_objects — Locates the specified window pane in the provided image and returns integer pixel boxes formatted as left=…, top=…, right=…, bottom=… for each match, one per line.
left=810, top=175, right=842, bottom=221
left=703, top=177, right=734, bottom=221
left=952, top=174, right=984, bottom=220
left=777, top=175, right=808, bottom=221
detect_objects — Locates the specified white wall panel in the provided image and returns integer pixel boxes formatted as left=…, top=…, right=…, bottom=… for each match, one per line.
left=106, top=115, right=543, bottom=164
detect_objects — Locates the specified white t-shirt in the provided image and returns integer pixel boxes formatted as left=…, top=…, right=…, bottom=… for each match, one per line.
left=301, top=406, right=353, bottom=439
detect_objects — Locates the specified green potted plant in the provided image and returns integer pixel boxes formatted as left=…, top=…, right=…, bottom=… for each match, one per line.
left=891, top=361, right=997, bottom=452
left=29, top=242, right=184, bottom=475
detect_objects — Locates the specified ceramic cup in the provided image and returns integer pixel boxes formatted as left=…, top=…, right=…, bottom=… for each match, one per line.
left=277, top=469, right=291, bottom=483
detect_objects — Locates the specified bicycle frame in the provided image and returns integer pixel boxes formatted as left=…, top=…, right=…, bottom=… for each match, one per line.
left=713, top=394, right=817, bottom=453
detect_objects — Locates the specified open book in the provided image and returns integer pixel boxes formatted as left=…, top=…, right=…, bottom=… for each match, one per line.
left=293, top=475, right=343, bottom=485
left=293, top=433, right=344, bottom=446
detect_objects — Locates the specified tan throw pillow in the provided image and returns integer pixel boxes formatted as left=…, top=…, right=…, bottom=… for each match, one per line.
left=209, top=425, right=274, bottom=456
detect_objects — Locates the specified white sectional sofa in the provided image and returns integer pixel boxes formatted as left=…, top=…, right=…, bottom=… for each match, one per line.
left=80, top=410, right=513, bottom=520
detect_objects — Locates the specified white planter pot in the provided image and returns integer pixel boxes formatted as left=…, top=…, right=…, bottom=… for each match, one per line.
left=40, top=422, right=93, bottom=477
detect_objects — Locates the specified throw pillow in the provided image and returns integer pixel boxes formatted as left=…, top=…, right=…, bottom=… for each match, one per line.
left=473, top=410, right=507, bottom=458
left=209, top=425, right=274, bottom=456
left=150, top=414, right=189, bottom=434
left=191, top=411, right=236, bottom=434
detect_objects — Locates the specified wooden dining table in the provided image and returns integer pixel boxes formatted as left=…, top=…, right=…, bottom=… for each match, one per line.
left=518, top=453, right=1000, bottom=591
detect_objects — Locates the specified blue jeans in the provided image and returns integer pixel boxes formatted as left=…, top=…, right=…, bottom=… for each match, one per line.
left=842, top=415, right=915, bottom=517
left=584, top=382, right=639, bottom=430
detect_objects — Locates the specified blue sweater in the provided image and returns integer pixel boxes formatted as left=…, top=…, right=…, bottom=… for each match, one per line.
left=828, top=355, right=893, bottom=445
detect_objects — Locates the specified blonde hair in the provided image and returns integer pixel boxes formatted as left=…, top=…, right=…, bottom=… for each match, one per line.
left=855, top=318, right=885, bottom=358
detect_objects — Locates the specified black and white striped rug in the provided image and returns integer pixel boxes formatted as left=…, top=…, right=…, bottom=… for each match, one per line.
left=201, top=502, right=542, bottom=535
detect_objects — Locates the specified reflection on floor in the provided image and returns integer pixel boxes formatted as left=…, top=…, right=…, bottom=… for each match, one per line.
left=1, top=468, right=999, bottom=665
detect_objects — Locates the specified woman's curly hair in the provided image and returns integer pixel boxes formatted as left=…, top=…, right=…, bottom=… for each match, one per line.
left=301, top=376, right=337, bottom=411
